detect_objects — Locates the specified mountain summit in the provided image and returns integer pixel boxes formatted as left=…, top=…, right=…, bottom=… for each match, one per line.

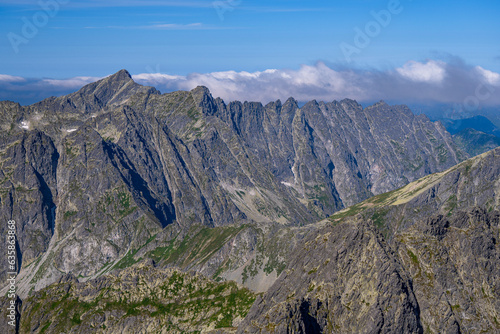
left=27, top=69, right=159, bottom=116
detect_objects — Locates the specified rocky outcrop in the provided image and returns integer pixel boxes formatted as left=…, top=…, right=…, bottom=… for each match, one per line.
left=238, top=218, right=423, bottom=333
left=240, top=149, right=500, bottom=333
left=0, top=131, right=57, bottom=283
left=0, top=295, right=21, bottom=334
left=395, top=208, right=500, bottom=333
left=329, top=147, right=500, bottom=234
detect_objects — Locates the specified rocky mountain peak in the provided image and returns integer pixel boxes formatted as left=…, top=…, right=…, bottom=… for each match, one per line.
left=79, top=69, right=135, bottom=96
left=374, top=100, right=389, bottom=106
left=72, top=69, right=135, bottom=98
left=26, top=69, right=157, bottom=116
left=109, top=69, right=132, bottom=81
left=281, top=97, right=299, bottom=112
left=190, top=85, right=216, bottom=115
left=191, top=85, right=211, bottom=95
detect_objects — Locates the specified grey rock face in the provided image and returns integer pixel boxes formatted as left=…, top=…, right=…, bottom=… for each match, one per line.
left=386, top=146, right=500, bottom=232
left=0, top=131, right=57, bottom=282
left=328, top=147, right=500, bottom=236
left=0, top=295, right=21, bottom=334
left=395, top=207, right=500, bottom=333
left=238, top=218, right=423, bottom=334
left=238, top=148, right=500, bottom=333
left=209, top=97, right=464, bottom=212
left=239, top=206, right=500, bottom=334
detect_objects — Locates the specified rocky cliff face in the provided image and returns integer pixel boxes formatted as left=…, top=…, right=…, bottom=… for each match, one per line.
left=13, top=143, right=498, bottom=333
left=0, top=131, right=58, bottom=284
left=0, top=70, right=465, bottom=294
left=395, top=208, right=499, bottom=333
left=238, top=218, right=424, bottom=333
left=328, top=146, right=500, bottom=235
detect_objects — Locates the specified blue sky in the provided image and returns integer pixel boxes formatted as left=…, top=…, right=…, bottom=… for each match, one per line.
left=1, top=0, right=500, bottom=108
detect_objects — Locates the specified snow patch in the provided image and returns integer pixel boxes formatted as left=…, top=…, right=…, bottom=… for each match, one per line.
left=66, top=129, right=78, bottom=133
left=19, top=121, right=29, bottom=130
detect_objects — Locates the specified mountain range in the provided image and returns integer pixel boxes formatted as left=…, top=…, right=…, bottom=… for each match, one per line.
left=0, top=70, right=498, bottom=333
left=439, top=115, right=500, bottom=137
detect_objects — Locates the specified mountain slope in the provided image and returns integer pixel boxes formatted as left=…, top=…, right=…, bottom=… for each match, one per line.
left=240, top=147, right=500, bottom=333
left=240, top=207, right=500, bottom=333
left=238, top=218, right=424, bottom=333
left=15, top=262, right=257, bottom=333
left=328, top=146, right=500, bottom=234
left=394, top=207, right=499, bottom=333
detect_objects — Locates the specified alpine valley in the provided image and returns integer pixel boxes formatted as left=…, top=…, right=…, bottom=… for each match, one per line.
left=0, top=70, right=498, bottom=333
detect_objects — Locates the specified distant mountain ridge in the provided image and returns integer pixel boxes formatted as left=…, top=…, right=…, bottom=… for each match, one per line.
left=453, top=128, right=500, bottom=157
left=438, top=115, right=500, bottom=137
left=432, top=115, right=500, bottom=156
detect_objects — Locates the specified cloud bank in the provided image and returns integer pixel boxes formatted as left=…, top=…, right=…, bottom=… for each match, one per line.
left=134, top=59, right=500, bottom=111
left=2, top=59, right=499, bottom=112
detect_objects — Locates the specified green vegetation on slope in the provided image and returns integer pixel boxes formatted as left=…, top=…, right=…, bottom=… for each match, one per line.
left=20, top=265, right=257, bottom=333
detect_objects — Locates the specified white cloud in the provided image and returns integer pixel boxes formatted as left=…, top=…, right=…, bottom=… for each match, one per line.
left=147, top=23, right=202, bottom=29
left=475, top=66, right=500, bottom=85
left=0, top=74, right=25, bottom=83
left=2, top=58, right=500, bottom=108
left=142, top=63, right=368, bottom=103
left=132, top=73, right=183, bottom=83
left=42, top=76, right=103, bottom=89
left=129, top=60, right=500, bottom=107
left=396, top=60, right=446, bottom=83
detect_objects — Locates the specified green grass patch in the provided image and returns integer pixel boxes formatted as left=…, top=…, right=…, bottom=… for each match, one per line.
left=63, top=211, right=77, bottom=219
left=39, top=321, right=51, bottom=334
left=118, top=191, right=130, bottom=209
left=71, top=313, right=82, bottom=325
left=113, top=249, right=140, bottom=270
left=307, top=267, right=318, bottom=275
left=329, top=203, right=364, bottom=221
left=445, top=195, right=458, bottom=216
left=147, top=225, right=245, bottom=267
left=371, top=209, right=389, bottom=230
left=407, top=249, right=419, bottom=266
